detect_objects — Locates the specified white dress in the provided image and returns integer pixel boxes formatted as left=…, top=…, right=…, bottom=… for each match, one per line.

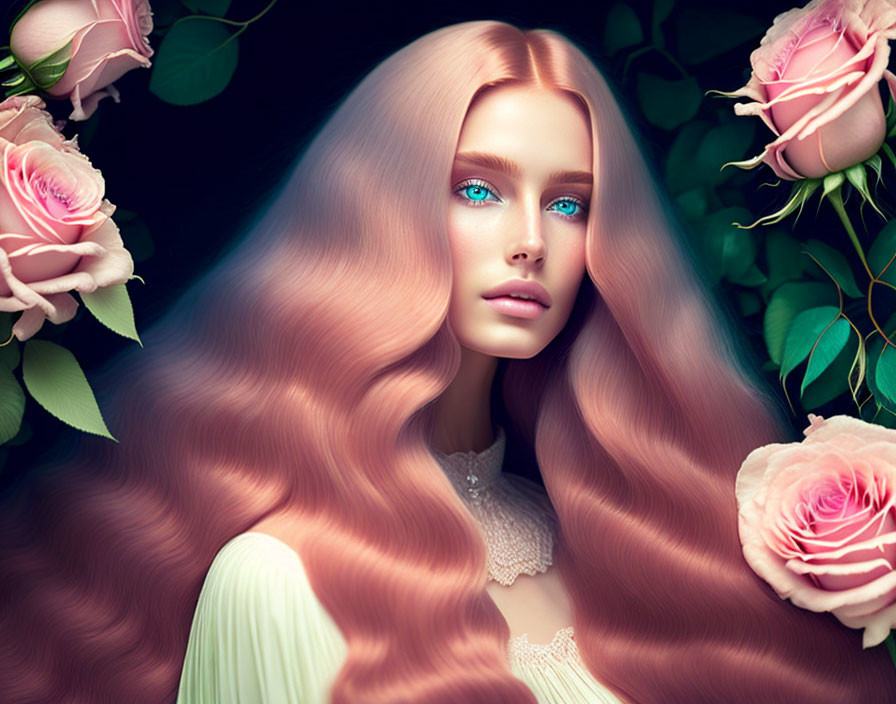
left=177, top=428, right=624, bottom=703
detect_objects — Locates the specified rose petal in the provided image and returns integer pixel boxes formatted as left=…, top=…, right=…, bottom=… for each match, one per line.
left=736, top=442, right=790, bottom=509
left=833, top=598, right=896, bottom=648
left=71, top=84, right=120, bottom=123
left=803, top=415, right=896, bottom=445
left=11, top=306, right=46, bottom=340
left=69, top=214, right=132, bottom=286
left=10, top=291, right=78, bottom=341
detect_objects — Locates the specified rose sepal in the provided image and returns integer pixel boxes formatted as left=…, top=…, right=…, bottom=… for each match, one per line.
left=0, top=40, right=73, bottom=100
left=21, top=40, right=74, bottom=92
left=730, top=177, right=823, bottom=229
left=730, top=153, right=888, bottom=238
left=1, top=71, right=37, bottom=100
left=885, top=93, right=896, bottom=137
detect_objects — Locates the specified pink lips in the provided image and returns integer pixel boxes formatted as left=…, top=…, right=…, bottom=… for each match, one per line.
left=481, top=279, right=551, bottom=320
left=483, top=297, right=546, bottom=319
left=481, top=279, right=551, bottom=307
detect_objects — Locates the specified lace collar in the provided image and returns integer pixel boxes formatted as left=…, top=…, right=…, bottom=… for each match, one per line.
left=431, top=426, right=506, bottom=501
left=431, top=426, right=557, bottom=586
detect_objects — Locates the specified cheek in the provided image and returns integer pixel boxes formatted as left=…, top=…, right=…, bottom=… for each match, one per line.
left=554, top=239, right=587, bottom=304
left=447, top=209, right=490, bottom=288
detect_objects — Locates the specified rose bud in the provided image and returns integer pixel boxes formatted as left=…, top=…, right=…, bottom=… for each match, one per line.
left=9, top=0, right=154, bottom=122
left=721, top=0, right=896, bottom=179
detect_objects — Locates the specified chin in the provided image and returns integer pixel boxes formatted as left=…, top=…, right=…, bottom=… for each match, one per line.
left=459, top=328, right=554, bottom=360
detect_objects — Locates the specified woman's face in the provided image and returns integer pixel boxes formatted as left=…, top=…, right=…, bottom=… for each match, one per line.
left=448, top=84, right=593, bottom=359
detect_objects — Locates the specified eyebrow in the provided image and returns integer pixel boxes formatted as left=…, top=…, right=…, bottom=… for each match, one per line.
left=455, top=151, right=593, bottom=186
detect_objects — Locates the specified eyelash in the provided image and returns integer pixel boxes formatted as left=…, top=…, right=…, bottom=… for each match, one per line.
left=452, top=178, right=588, bottom=221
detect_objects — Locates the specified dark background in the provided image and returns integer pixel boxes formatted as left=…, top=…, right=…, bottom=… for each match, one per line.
left=0, top=0, right=812, bottom=492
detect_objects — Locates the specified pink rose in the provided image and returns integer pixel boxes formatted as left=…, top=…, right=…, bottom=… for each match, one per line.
left=736, top=414, right=896, bottom=648
left=9, top=0, right=154, bottom=121
left=0, top=138, right=134, bottom=341
left=724, top=0, right=896, bottom=179
left=0, top=95, right=79, bottom=152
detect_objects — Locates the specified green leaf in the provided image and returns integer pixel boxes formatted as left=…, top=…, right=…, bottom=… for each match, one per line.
left=673, top=8, right=765, bottom=65
left=148, top=0, right=185, bottom=25
left=761, top=230, right=812, bottom=298
left=801, top=327, right=858, bottom=410
left=764, top=282, right=840, bottom=365
left=674, top=188, right=707, bottom=219
left=875, top=407, right=896, bottom=428
left=636, top=73, right=702, bottom=131
left=729, top=263, right=767, bottom=287
left=868, top=333, right=896, bottom=412
left=869, top=220, right=896, bottom=286
left=801, top=239, right=864, bottom=298
left=801, top=316, right=851, bottom=393
left=79, top=284, right=141, bottom=345
left=0, top=367, right=24, bottom=445
left=4, top=419, right=31, bottom=446
left=149, top=19, right=239, bottom=106
left=0, top=338, right=20, bottom=371
left=695, top=120, right=757, bottom=189
left=21, top=340, right=116, bottom=441
left=604, top=3, right=643, bottom=56
left=666, top=121, right=713, bottom=194
left=181, top=0, right=232, bottom=14
left=780, top=306, right=841, bottom=382
left=694, top=207, right=757, bottom=283
left=875, top=338, right=896, bottom=403
left=0, top=315, right=19, bottom=371
left=651, top=0, right=674, bottom=48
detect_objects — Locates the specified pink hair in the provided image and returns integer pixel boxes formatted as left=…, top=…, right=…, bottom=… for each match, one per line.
left=1, top=20, right=893, bottom=703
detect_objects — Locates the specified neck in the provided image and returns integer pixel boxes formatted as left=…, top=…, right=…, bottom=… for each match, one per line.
left=430, top=345, right=499, bottom=454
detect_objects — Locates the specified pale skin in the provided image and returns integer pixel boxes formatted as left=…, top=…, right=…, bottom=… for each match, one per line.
left=431, top=84, right=592, bottom=455
left=432, top=83, right=593, bottom=643
left=257, top=84, right=593, bottom=645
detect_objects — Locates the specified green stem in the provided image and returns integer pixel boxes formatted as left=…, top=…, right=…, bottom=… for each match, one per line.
left=828, top=185, right=873, bottom=281
left=167, top=0, right=279, bottom=33
left=655, top=47, right=689, bottom=79
left=885, top=632, right=896, bottom=672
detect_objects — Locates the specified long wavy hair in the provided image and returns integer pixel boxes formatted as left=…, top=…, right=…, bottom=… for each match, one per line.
left=1, top=20, right=893, bottom=704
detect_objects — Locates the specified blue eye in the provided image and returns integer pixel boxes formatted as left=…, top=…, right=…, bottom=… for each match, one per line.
left=452, top=179, right=588, bottom=220
left=548, top=199, right=587, bottom=220
left=454, top=179, right=500, bottom=205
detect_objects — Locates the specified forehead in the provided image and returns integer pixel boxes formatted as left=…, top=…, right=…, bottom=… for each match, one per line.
left=455, top=84, right=593, bottom=173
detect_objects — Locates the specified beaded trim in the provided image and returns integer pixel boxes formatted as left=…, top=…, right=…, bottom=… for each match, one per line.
left=430, top=426, right=558, bottom=586
left=508, top=626, right=580, bottom=669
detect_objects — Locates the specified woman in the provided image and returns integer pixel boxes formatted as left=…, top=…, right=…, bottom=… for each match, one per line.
left=1, top=20, right=893, bottom=704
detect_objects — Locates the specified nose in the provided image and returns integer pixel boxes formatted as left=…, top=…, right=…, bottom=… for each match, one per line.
left=506, top=195, right=546, bottom=268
